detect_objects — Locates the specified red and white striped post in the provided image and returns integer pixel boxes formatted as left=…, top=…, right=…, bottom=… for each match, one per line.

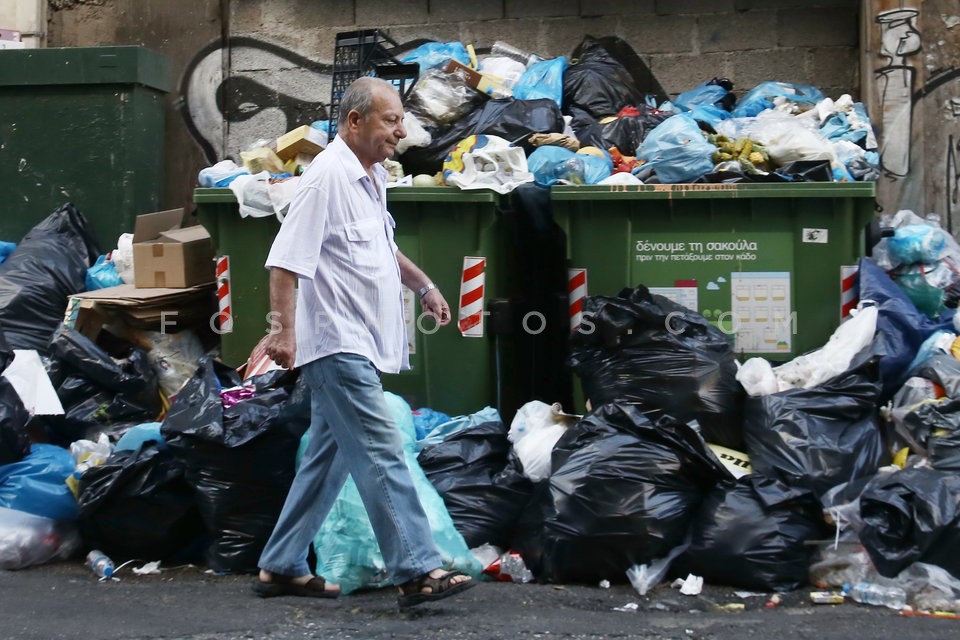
left=840, top=265, right=858, bottom=319
left=568, top=268, right=587, bottom=332
left=216, top=255, right=233, bottom=333
left=458, top=256, right=486, bottom=337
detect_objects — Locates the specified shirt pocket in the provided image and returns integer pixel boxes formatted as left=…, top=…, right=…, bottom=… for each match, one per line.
left=345, top=217, right=387, bottom=273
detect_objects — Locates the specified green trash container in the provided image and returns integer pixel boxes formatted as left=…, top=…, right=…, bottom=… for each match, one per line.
left=194, top=186, right=510, bottom=418
left=0, top=46, right=170, bottom=250
left=553, top=182, right=877, bottom=408
left=194, top=187, right=278, bottom=369
left=387, top=187, right=510, bottom=417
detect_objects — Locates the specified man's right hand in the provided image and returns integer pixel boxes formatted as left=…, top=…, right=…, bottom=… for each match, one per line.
left=265, top=329, right=296, bottom=369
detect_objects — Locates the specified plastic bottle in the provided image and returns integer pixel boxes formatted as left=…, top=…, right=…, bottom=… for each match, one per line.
left=845, top=582, right=907, bottom=609
left=86, top=549, right=115, bottom=579
left=490, top=41, right=543, bottom=67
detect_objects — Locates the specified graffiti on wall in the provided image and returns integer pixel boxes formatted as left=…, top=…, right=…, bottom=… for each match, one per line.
left=179, top=37, right=334, bottom=163
left=875, top=7, right=922, bottom=178
left=871, top=3, right=960, bottom=231
left=179, top=36, right=434, bottom=163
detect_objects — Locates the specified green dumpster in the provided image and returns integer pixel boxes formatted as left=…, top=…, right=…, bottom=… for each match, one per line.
left=194, top=186, right=510, bottom=417
left=553, top=181, right=877, bottom=360
left=0, top=46, right=170, bottom=250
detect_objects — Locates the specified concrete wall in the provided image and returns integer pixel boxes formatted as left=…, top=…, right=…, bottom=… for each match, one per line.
left=45, top=0, right=862, bottom=217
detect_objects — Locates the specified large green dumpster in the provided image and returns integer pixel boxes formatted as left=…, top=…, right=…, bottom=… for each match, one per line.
left=553, top=182, right=877, bottom=361
left=194, top=186, right=510, bottom=417
left=0, top=46, right=170, bottom=250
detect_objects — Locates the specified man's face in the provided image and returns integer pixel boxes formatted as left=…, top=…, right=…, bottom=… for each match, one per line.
left=350, top=87, right=407, bottom=167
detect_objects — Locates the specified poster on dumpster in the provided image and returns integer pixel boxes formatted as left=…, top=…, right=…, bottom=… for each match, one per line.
left=403, top=286, right=416, bottom=356
left=632, top=231, right=793, bottom=355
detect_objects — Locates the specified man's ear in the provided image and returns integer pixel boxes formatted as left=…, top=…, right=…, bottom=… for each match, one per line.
left=346, top=109, right=362, bottom=130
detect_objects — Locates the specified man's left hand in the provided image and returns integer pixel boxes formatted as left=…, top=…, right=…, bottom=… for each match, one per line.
left=421, top=288, right=451, bottom=327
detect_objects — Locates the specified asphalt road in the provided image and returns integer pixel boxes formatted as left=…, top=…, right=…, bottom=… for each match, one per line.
left=1, top=559, right=955, bottom=640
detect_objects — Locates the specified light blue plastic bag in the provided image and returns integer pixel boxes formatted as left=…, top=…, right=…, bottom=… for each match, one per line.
left=527, top=145, right=613, bottom=187
left=0, top=241, right=15, bottom=265
left=638, top=114, right=715, bottom=183
left=0, top=444, right=78, bottom=522
left=401, top=41, right=471, bottom=75
left=731, top=81, right=825, bottom=118
left=85, top=254, right=124, bottom=291
left=513, top=56, right=568, bottom=107
left=309, top=392, right=481, bottom=594
left=673, top=82, right=728, bottom=112
left=415, top=406, right=502, bottom=452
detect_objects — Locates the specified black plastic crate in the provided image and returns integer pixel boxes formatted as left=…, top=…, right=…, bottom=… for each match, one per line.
left=329, top=29, right=418, bottom=137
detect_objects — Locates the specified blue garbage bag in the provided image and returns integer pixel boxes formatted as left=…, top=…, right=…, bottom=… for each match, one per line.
left=85, top=254, right=124, bottom=291
left=310, top=392, right=481, bottom=594
left=513, top=57, right=568, bottom=107
left=0, top=241, right=14, bottom=265
left=415, top=405, right=502, bottom=452
left=688, top=104, right=731, bottom=130
left=527, top=146, right=612, bottom=186
left=412, top=407, right=452, bottom=441
left=0, top=444, right=78, bottom=521
left=732, top=82, right=825, bottom=118
left=638, top=114, right=715, bottom=183
left=401, top=41, right=470, bottom=75
left=673, top=82, right=729, bottom=112
left=858, top=257, right=956, bottom=400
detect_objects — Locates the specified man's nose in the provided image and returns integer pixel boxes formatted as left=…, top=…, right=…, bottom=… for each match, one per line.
left=396, top=121, right=407, bottom=139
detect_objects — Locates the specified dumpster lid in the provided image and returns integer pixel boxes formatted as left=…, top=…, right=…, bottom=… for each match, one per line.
left=0, top=46, right=171, bottom=92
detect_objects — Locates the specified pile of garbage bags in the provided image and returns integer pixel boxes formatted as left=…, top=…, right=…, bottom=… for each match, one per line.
left=8, top=199, right=960, bottom=615
left=199, top=36, right=878, bottom=209
left=392, top=36, right=879, bottom=189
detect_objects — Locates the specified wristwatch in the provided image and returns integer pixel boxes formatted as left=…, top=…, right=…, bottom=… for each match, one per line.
left=417, top=283, right=438, bottom=298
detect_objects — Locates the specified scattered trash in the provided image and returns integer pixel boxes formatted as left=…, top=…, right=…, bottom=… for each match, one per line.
left=810, top=591, right=846, bottom=604
left=132, top=560, right=162, bottom=575
left=671, top=574, right=704, bottom=596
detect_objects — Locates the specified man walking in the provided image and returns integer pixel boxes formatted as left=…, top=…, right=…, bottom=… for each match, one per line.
left=254, top=76, right=474, bottom=608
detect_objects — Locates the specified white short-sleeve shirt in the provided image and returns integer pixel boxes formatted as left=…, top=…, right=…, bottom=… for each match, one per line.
left=264, top=136, right=408, bottom=373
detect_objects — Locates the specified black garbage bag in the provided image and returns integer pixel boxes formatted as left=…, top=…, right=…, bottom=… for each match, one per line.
left=40, top=326, right=161, bottom=446
left=565, top=104, right=606, bottom=150
left=77, top=444, right=205, bottom=563
left=858, top=257, right=956, bottom=401
left=563, top=36, right=646, bottom=120
left=568, top=285, right=745, bottom=450
left=417, top=420, right=535, bottom=548
left=775, top=160, right=834, bottom=182
left=513, top=403, right=729, bottom=584
left=743, top=344, right=886, bottom=501
left=399, top=98, right=564, bottom=176
left=160, top=358, right=310, bottom=573
left=599, top=104, right=672, bottom=155
left=0, top=377, right=30, bottom=467
left=0, top=333, right=30, bottom=466
left=909, top=353, right=960, bottom=400
left=858, top=467, right=960, bottom=578
left=0, top=203, right=100, bottom=352
left=673, top=475, right=825, bottom=591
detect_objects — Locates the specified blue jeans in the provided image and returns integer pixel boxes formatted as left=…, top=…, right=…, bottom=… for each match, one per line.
left=258, top=353, right=441, bottom=585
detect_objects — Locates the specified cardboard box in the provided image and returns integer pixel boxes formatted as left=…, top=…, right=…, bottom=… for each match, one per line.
left=442, top=59, right=511, bottom=98
left=276, top=125, right=326, bottom=162
left=133, top=209, right=215, bottom=288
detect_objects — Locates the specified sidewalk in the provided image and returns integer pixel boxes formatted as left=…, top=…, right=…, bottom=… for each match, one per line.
left=0, top=559, right=950, bottom=640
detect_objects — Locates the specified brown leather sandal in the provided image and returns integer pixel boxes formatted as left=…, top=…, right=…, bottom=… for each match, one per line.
left=253, top=574, right=340, bottom=599
left=397, top=570, right=475, bottom=608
